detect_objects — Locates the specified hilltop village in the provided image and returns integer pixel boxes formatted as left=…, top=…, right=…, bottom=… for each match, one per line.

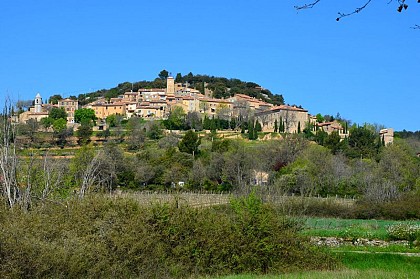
left=16, top=75, right=394, bottom=144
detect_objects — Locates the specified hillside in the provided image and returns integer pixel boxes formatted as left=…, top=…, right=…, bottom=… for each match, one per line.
left=76, top=71, right=285, bottom=106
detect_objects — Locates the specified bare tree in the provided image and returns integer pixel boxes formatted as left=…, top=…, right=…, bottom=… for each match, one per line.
left=40, top=153, right=67, bottom=202
left=70, top=146, right=117, bottom=198
left=0, top=100, right=21, bottom=208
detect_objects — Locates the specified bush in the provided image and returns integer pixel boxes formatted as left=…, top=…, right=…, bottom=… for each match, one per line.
left=387, top=223, right=420, bottom=242
left=0, top=195, right=338, bottom=278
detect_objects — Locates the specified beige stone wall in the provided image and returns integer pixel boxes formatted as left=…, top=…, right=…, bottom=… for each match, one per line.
left=18, top=111, right=49, bottom=123
left=380, top=128, right=394, bottom=145
left=166, top=77, right=175, bottom=94
left=256, top=108, right=309, bottom=133
left=92, top=104, right=126, bottom=119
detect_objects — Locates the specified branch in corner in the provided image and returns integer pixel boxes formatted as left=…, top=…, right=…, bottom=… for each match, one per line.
left=294, top=0, right=321, bottom=11
left=336, top=0, right=372, bottom=21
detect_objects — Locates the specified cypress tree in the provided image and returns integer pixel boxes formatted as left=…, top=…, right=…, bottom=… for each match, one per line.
left=274, top=119, right=278, bottom=133
left=254, top=120, right=262, bottom=140
left=248, top=120, right=254, bottom=140
left=297, top=121, right=301, bottom=134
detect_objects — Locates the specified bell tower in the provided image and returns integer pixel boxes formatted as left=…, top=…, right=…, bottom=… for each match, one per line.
left=34, top=93, right=42, bottom=113
left=166, top=76, right=175, bottom=94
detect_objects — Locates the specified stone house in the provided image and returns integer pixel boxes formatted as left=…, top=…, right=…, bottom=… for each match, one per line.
left=255, top=105, right=309, bottom=133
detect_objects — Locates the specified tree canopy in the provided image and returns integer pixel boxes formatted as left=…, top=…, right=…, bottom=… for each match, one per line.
left=49, top=107, right=67, bottom=120
left=74, top=108, right=96, bottom=124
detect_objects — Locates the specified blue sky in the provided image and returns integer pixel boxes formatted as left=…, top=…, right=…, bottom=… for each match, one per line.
left=1, top=0, right=419, bottom=131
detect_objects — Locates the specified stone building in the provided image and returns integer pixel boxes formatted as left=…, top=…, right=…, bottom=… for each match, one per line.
left=18, top=93, right=49, bottom=123
left=255, top=105, right=309, bottom=133
left=58, top=98, right=79, bottom=123
left=379, top=128, right=394, bottom=145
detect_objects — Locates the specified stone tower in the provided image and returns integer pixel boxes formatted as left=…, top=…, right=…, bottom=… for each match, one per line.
left=166, top=76, right=175, bottom=95
left=34, top=93, right=42, bottom=113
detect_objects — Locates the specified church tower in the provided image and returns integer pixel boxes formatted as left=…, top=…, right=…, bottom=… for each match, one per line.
left=166, top=76, right=175, bottom=95
left=34, top=93, right=42, bottom=113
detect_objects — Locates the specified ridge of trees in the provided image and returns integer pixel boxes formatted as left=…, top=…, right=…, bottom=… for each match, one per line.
left=77, top=71, right=285, bottom=106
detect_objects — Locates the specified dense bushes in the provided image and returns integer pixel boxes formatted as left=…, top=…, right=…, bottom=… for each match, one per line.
left=0, top=195, right=337, bottom=278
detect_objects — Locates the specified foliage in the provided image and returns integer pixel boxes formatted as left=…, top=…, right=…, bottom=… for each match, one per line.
left=125, top=117, right=146, bottom=150
left=48, top=94, right=63, bottom=105
left=178, top=130, right=201, bottom=155
left=49, top=107, right=67, bottom=120
left=0, top=195, right=337, bottom=278
left=387, top=223, right=420, bottom=243
left=158, top=69, right=169, bottom=80
left=74, top=108, right=96, bottom=124
left=79, top=71, right=285, bottom=107
left=163, top=106, right=186, bottom=130
left=145, top=120, right=163, bottom=140
left=106, top=114, right=122, bottom=128
left=346, top=126, right=378, bottom=159
left=76, top=122, right=93, bottom=145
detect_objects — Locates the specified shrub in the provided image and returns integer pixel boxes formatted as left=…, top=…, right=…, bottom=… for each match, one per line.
left=0, top=195, right=338, bottom=278
left=387, top=223, right=420, bottom=243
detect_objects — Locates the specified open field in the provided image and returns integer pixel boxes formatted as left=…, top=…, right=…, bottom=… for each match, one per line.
left=209, top=252, right=420, bottom=279
left=302, top=217, right=420, bottom=241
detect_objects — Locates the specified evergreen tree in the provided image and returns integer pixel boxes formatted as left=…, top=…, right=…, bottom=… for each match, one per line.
left=210, top=116, right=217, bottom=133
left=297, top=121, right=301, bottom=134
left=178, top=130, right=201, bottom=155
left=274, top=119, right=278, bottom=133
left=248, top=120, right=255, bottom=140
left=175, top=72, right=183, bottom=83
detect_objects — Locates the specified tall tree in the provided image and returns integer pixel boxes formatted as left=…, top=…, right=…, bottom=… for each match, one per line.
left=48, top=94, right=63, bottom=105
left=49, top=107, right=67, bottom=120
left=74, top=108, right=96, bottom=124
left=347, top=126, right=377, bottom=159
left=178, top=130, right=201, bottom=155
left=0, top=101, right=20, bottom=208
left=158, top=69, right=169, bottom=80
left=175, top=72, right=183, bottom=83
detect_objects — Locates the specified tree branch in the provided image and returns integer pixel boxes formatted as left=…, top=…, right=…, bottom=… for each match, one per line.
left=295, top=0, right=419, bottom=26
left=336, top=0, right=372, bottom=21
left=294, top=0, right=321, bottom=11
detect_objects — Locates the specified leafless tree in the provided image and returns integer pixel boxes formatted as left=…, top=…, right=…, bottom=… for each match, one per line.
left=39, top=153, right=67, bottom=202
left=0, top=100, right=21, bottom=208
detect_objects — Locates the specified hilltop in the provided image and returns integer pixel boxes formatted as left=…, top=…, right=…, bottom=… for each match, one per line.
left=75, top=70, right=285, bottom=106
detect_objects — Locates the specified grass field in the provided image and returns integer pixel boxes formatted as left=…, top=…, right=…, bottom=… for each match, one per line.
left=205, top=217, right=420, bottom=278
left=301, top=217, right=420, bottom=241
left=208, top=252, right=420, bottom=279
